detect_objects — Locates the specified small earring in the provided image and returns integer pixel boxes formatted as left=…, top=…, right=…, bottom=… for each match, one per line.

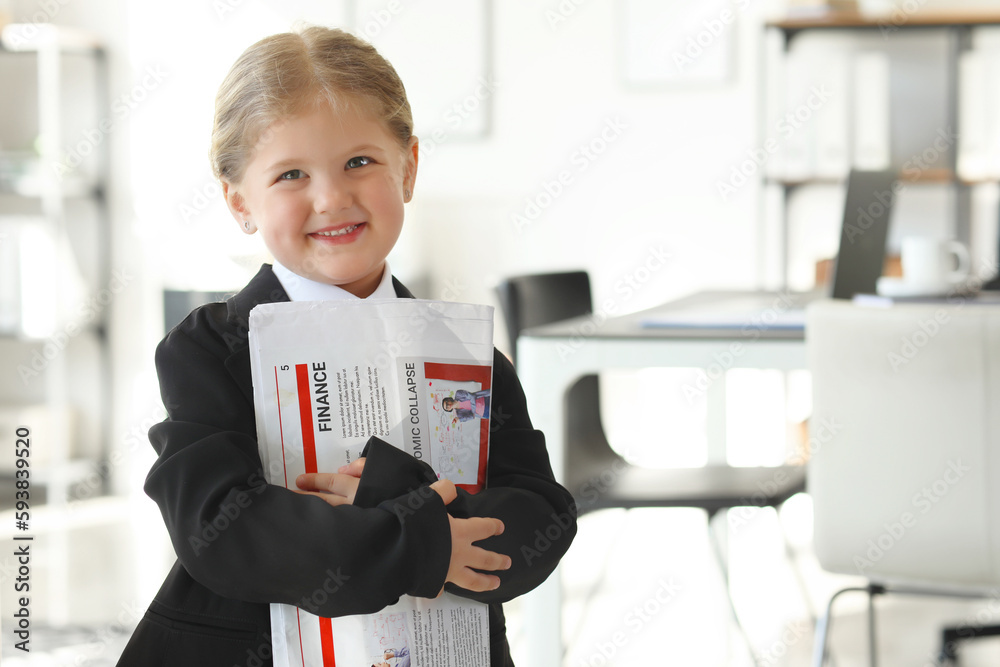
left=244, top=220, right=250, bottom=231
left=404, top=189, right=411, bottom=199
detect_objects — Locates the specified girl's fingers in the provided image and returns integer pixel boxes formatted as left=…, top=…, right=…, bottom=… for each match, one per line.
left=337, top=457, right=366, bottom=477
left=463, top=516, right=505, bottom=541
left=430, top=478, right=457, bottom=505
left=466, top=546, right=512, bottom=573
left=444, top=515, right=510, bottom=592
left=452, top=569, right=502, bottom=592
left=438, top=574, right=500, bottom=596
left=296, top=472, right=340, bottom=493
left=290, top=489, right=352, bottom=508
left=295, top=473, right=360, bottom=503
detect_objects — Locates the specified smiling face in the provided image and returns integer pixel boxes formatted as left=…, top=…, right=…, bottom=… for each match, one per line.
left=224, top=99, right=418, bottom=297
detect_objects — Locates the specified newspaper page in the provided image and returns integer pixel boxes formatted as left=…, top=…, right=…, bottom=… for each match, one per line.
left=248, top=299, right=494, bottom=667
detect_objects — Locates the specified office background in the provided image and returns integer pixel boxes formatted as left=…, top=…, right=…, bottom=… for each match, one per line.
left=3, top=0, right=1000, bottom=664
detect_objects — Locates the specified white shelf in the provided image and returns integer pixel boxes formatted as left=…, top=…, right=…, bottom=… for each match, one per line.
left=762, top=15, right=1000, bottom=290
left=0, top=24, right=111, bottom=508
left=0, top=23, right=102, bottom=53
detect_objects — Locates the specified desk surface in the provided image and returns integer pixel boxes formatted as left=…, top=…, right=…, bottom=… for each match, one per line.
left=521, top=290, right=814, bottom=341
left=521, top=288, right=1000, bottom=342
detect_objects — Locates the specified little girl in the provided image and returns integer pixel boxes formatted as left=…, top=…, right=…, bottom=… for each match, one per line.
left=117, top=26, right=575, bottom=667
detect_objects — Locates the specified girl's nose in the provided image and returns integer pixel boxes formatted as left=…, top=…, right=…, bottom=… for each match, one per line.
left=314, top=178, right=352, bottom=214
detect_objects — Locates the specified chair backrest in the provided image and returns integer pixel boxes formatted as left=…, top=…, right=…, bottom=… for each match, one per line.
left=807, top=299, right=1000, bottom=587
left=494, top=271, right=592, bottom=366
left=163, top=289, right=231, bottom=334
left=494, top=271, right=613, bottom=484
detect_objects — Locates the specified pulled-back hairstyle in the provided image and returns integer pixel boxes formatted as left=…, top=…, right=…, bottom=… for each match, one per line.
left=210, top=26, right=413, bottom=185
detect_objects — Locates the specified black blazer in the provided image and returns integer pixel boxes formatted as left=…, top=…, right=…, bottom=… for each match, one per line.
left=117, top=264, right=576, bottom=666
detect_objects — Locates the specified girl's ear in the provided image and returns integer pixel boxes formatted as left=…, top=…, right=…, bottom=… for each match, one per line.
left=403, top=136, right=419, bottom=203
left=222, top=181, right=255, bottom=234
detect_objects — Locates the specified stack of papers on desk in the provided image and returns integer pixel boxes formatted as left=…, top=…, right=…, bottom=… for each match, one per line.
left=852, top=291, right=1000, bottom=308
left=640, top=299, right=807, bottom=330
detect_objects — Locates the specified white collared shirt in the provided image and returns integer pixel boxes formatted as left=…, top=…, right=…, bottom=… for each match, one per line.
left=272, top=260, right=397, bottom=302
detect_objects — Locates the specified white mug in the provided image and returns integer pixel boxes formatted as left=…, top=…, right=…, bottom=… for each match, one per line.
left=900, top=237, right=970, bottom=287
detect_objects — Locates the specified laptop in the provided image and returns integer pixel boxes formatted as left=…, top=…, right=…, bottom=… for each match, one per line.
left=829, top=169, right=897, bottom=300
left=641, top=169, right=897, bottom=329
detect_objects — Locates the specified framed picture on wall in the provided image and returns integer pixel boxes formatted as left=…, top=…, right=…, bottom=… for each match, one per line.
left=620, top=0, right=737, bottom=87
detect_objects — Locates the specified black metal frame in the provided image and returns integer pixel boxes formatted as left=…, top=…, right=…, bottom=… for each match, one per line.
left=813, top=582, right=1000, bottom=666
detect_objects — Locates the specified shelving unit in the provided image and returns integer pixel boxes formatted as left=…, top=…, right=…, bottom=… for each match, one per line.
left=762, top=10, right=1000, bottom=290
left=0, top=23, right=111, bottom=508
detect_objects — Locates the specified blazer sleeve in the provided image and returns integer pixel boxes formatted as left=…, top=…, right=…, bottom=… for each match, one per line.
left=352, top=349, right=577, bottom=604
left=144, top=307, right=451, bottom=617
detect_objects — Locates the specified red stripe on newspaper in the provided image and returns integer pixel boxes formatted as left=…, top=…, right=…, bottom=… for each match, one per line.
left=294, top=364, right=338, bottom=665
left=296, top=608, right=306, bottom=667
left=295, top=364, right=318, bottom=474
left=319, top=618, right=337, bottom=666
left=275, top=367, right=289, bottom=489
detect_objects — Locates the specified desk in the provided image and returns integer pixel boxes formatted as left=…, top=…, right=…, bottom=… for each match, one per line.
left=515, top=290, right=809, bottom=667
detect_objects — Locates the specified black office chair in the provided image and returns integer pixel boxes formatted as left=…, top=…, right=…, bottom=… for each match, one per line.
left=496, top=271, right=808, bottom=666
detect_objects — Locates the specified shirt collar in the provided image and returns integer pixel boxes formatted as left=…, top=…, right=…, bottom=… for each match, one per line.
left=271, top=260, right=397, bottom=302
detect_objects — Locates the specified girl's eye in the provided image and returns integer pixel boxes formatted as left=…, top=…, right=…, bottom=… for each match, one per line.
left=346, top=156, right=373, bottom=170
left=279, top=169, right=304, bottom=181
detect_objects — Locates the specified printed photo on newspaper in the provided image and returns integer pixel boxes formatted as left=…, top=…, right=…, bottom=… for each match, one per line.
left=248, top=298, right=495, bottom=667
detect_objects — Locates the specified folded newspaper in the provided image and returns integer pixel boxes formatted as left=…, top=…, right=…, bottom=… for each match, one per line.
left=248, top=299, right=495, bottom=667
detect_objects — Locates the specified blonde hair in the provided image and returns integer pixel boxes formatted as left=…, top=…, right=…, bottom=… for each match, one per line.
left=210, top=26, right=413, bottom=185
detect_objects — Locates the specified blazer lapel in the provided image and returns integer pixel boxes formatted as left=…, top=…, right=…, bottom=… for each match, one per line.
left=223, top=264, right=290, bottom=404
left=392, top=275, right=416, bottom=299
left=222, top=264, right=416, bottom=403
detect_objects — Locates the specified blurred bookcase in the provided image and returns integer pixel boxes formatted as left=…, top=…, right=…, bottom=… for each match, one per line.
left=760, top=10, right=1000, bottom=290
left=0, top=23, right=110, bottom=507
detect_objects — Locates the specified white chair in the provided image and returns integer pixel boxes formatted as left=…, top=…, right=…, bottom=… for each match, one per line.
left=806, top=298, right=1000, bottom=666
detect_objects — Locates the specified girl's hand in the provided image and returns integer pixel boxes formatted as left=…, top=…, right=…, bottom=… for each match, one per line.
left=294, top=458, right=365, bottom=507
left=430, top=479, right=511, bottom=593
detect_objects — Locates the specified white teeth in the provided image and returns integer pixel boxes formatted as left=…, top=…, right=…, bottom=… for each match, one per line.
left=315, top=225, right=359, bottom=237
